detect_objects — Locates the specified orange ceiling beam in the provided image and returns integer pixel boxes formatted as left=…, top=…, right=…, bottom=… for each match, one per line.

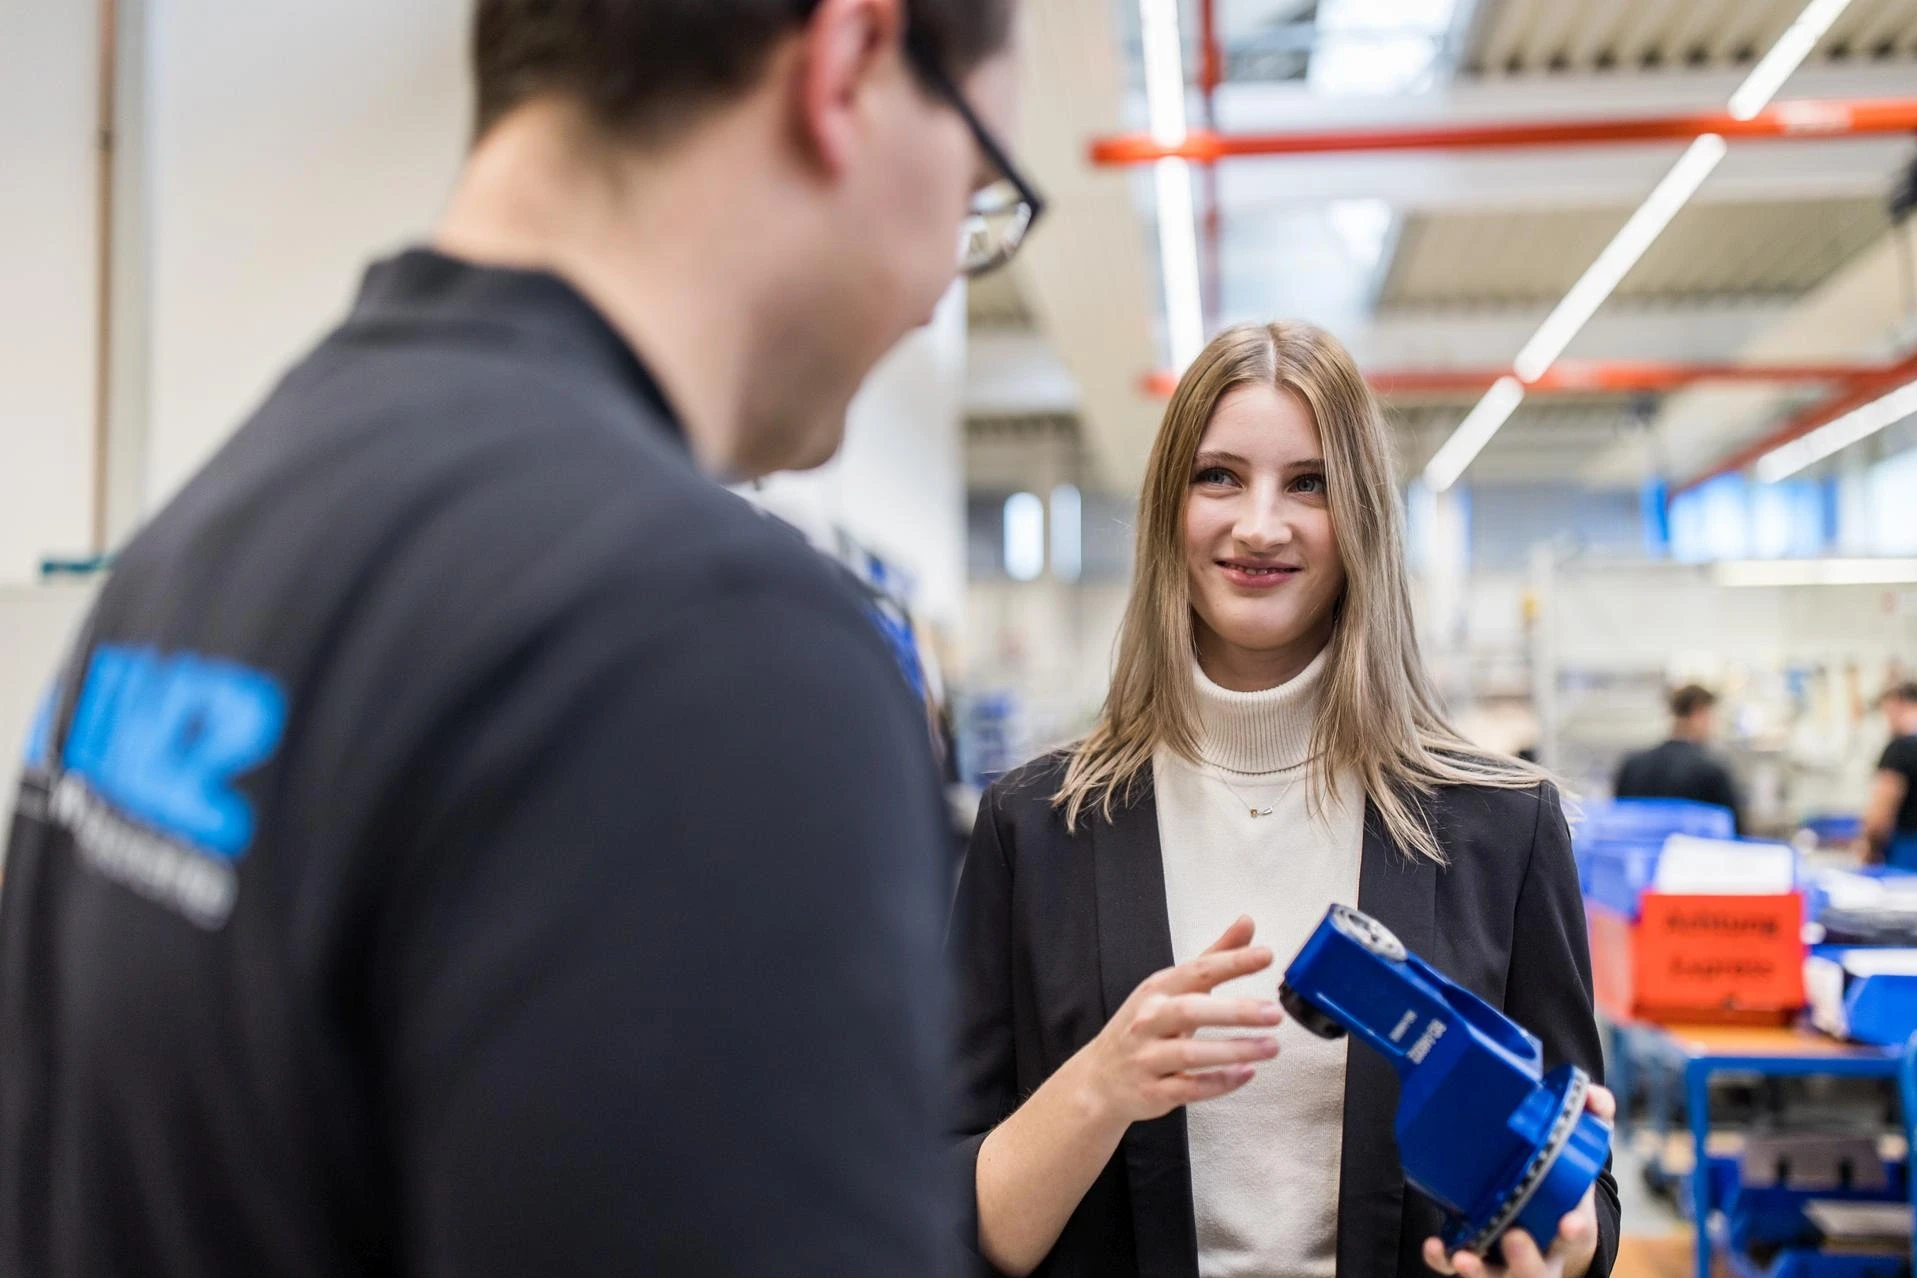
left=1678, top=348, right=1917, bottom=493
left=1091, top=97, right=1917, bottom=164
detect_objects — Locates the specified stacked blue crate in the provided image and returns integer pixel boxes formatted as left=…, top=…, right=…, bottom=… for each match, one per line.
left=1573, top=798, right=1738, bottom=918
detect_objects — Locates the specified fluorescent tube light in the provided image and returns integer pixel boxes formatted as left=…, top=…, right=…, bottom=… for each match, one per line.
left=1755, top=377, right=1917, bottom=482
left=1714, top=558, right=1917, bottom=588
left=1424, top=376, right=1525, bottom=492
left=1728, top=0, right=1856, bottom=121
left=1003, top=492, right=1046, bottom=581
left=1140, top=0, right=1205, bottom=371
left=1512, top=134, right=1727, bottom=384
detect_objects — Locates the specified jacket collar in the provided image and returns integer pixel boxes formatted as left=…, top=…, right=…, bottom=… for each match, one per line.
left=1088, top=778, right=1437, bottom=1278
left=350, top=248, right=686, bottom=447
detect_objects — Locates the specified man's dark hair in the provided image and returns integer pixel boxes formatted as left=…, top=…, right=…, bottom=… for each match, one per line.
left=473, top=0, right=1015, bottom=143
left=1882, top=680, right=1917, bottom=706
left=1669, top=684, right=1717, bottom=719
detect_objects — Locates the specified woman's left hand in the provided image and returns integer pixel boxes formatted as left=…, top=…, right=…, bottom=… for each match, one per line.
left=1420, top=1084, right=1615, bottom=1278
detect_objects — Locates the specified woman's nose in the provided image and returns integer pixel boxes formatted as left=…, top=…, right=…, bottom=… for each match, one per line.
left=1234, top=493, right=1292, bottom=551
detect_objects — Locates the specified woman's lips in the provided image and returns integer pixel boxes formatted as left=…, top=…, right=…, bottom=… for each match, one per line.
left=1216, top=560, right=1302, bottom=589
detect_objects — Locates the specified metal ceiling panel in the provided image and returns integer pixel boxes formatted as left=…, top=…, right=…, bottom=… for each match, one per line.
left=1386, top=394, right=1653, bottom=482
left=1378, top=196, right=1889, bottom=309
left=1465, top=0, right=1917, bottom=76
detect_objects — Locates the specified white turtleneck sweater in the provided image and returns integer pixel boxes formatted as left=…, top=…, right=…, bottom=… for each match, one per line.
left=1152, top=648, right=1364, bottom=1278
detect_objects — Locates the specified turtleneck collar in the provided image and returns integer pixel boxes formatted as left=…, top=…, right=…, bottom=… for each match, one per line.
left=1189, top=645, right=1329, bottom=775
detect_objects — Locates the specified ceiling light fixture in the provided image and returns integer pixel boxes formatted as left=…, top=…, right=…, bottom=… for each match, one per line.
left=1140, top=0, right=1205, bottom=372
left=1728, top=0, right=1857, bottom=121
left=1512, top=133, right=1728, bottom=384
left=1755, top=377, right=1917, bottom=482
left=1424, top=375, right=1525, bottom=492
left=1714, top=557, right=1917, bottom=588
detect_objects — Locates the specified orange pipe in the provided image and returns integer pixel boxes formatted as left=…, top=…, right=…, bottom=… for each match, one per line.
left=1198, top=0, right=1221, bottom=99
left=1199, top=0, right=1221, bottom=328
left=1141, top=359, right=1904, bottom=400
left=1093, top=97, right=1917, bottom=164
left=1678, top=348, right=1917, bottom=493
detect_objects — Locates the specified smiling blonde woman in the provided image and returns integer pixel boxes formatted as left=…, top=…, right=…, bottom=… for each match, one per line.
left=948, top=321, right=1620, bottom=1278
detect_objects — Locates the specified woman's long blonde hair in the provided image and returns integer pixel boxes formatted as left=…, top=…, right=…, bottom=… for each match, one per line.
left=1053, top=320, right=1544, bottom=860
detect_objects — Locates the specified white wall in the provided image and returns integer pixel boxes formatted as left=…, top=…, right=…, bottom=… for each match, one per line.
left=0, top=0, right=99, bottom=583
left=0, top=585, right=98, bottom=834
left=142, top=0, right=470, bottom=507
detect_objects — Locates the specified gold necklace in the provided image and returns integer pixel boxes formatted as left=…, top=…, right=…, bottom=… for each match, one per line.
left=1207, top=769, right=1302, bottom=819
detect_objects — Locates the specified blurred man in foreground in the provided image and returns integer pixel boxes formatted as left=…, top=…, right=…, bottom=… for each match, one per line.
left=0, top=1, right=1032, bottom=1273
left=1614, top=684, right=1745, bottom=834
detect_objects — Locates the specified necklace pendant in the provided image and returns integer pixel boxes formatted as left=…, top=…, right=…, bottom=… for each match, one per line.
left=1250, top=806, right=1272, bottom=818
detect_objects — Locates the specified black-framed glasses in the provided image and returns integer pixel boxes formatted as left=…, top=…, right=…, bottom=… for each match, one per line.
left=901, top=27, right=1048, bottom=277
left=792, top=0, right=1046, bottom=276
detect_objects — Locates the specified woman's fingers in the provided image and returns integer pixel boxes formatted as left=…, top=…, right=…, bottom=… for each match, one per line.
left=1201, top=915, right=1256, bottom=955
left=1156, top=1064, right=1257, bottom=1106
left=1139, top=1035, right=1279, bottom=1075
left=1584, top=1083, right=1617, bottom=1123
left=1427, top=1233, right=1564, bottom=1278
left=1421, top=1238, right=1490, bottom=1277
left=1137, top=992, right=1285, bottom=1037
left=1154, top=944, right=1276, bottom=996
left=1498, top=1228, right=1551, bottom=1275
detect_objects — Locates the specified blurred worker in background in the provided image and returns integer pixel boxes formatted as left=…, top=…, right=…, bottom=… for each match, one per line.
left=1613, top=683, right=1745, bottom=835
left=0, top=1, right=1032, bottom=1275
left=1864, top=681, right=1917, bottom=868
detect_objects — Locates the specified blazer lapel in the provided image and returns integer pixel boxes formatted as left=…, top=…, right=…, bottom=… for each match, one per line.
left=1337, top=800, right=1439, bottom=1278
left=1090, top=781, right=1201, bottom=1278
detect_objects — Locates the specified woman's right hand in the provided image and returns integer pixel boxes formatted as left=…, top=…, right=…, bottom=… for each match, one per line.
left=1071, top=915, right=1285, bottom=1125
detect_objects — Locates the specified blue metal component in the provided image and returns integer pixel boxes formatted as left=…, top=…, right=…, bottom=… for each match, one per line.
left=1280, top=905, right=1612, bottom=1255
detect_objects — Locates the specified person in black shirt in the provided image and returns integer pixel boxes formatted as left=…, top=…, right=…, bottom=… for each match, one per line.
left=1614, top=684, right=1744, bottom=834
left=0, top=2, right=1034, bottom=1275
left=1865, top=681, right=1917, bottom=868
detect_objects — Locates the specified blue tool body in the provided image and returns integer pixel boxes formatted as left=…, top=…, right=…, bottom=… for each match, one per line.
left=1280, top=905, right=1612, bottom=1255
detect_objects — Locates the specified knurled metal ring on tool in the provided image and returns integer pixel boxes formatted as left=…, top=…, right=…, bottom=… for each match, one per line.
left=1456, top=1067, right=1591, bottom=1257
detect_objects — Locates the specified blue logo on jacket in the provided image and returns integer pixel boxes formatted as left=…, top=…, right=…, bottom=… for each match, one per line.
left=61, top=646, right=287, bottom=859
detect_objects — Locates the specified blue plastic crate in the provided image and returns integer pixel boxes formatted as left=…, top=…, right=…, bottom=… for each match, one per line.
left=1575, top=798, right=1737, bottom=846
left=1576, top=800, right=1767, bottom=919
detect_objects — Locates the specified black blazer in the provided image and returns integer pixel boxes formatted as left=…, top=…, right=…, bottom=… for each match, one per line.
left=947, top=754, right=1620, bottom=1278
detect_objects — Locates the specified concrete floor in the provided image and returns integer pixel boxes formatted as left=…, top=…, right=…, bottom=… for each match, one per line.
left=1616, top=1138, right=1686, bottom=1240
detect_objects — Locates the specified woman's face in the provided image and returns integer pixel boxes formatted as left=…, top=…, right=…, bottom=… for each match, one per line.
left=1183, top=384, right=1347, bottom=691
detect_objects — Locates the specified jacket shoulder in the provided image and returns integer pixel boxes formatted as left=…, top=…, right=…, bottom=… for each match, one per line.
left=1423, top=778, right=1563, bottom=855
left=981, top=750, right=1075, bottom=822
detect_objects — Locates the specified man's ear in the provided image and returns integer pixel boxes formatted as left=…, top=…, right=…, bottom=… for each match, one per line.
left=793, top=0, right=906, bottom=175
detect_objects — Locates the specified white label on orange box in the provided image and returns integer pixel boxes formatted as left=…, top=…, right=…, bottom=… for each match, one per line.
left=1652, top=835, right=1796, bottom=896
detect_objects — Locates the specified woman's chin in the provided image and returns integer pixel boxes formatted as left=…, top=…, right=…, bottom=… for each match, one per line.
left=1207, top=624, right=1316, bottom=660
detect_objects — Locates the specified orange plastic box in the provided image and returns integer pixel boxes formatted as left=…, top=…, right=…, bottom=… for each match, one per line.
left=1588, top=892, right=1805, bottom=1026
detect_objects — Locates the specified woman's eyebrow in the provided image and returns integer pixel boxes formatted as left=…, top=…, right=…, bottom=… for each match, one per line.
left=1192, top=450, right=1251, bottom=469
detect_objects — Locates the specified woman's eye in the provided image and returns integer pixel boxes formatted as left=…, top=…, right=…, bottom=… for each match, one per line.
left=1293, top=473, right=1327, bottom=495
left=1194, top=467, right=1235, bottom=487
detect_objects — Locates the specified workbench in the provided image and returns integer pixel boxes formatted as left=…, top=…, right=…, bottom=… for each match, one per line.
left=1610, top=1020, right=1917, bottom=1278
